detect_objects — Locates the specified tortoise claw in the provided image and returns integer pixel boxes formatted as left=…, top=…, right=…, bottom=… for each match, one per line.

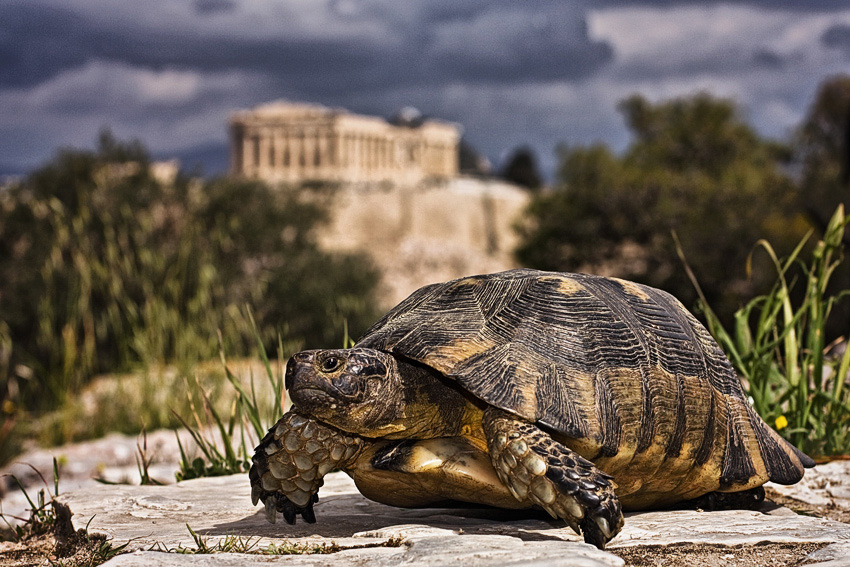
left=260, top=492, right=320, bottom=525
left=484, top=407, right=624, bottom=549
left=281, top=499, right=297, bottom=524
left=264, top=498, right=277, bottom=524
left=579, top=515, right=609, bottom=549
left=578, top=502, right=622, bottom=549
left=300, top=501, right=316, bottom=523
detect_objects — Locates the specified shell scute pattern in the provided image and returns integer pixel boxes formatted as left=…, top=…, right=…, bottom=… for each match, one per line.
left=357, top=269, right=812, bottom=504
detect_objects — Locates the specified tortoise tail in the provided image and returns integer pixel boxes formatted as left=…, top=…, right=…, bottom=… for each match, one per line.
left=750, top=407, right=815, bottom=485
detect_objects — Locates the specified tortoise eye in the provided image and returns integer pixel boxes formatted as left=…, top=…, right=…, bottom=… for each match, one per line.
left=320, top=356, right=342, bottom=372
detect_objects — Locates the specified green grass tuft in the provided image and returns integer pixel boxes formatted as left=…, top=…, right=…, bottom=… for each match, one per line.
left=682, top=205, right=850, bottom=457
left=174, top=311, right=290, bottom=482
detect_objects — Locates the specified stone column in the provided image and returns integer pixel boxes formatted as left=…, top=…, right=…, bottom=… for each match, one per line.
left=274, top=131, right=284, bottom=174
left=340, top=132, right=349, bottom=170
left=241, top=133, right=253, bottom=176
left=329, top=130, right=340, bottom=171
left=380, top=139, right=388, bottom=172
left=351, top=134, right=360, bottom=178
left=319, top=130, right=332, bottom=174
left=280, top=132, right=289, bottom=177
left=314, top=129, right=321, bottom=176
left=314, top=130, right=323, bottom=175
left=335, top=132, right=342, bottom=168
left=258, top=130, right=270, bottom=176
left=294, top=132, right=304, bottom=169
left=355, top=134, right=363, bottom=175
left=305, top=130, right=316, bottom=171
left=371, top=137, right=377, bottom=173
left=253, top=134, right=262, bottom=177
left=347, top=134, right=355, bottom=177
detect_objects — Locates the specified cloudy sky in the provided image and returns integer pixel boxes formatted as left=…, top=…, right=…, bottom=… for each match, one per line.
left=3, top=0, right=850, bottom=178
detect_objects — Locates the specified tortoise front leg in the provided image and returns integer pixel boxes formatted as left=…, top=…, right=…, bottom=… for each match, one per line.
left=483, top=408, right=624, bottom=549
left=250, top=411, right=364, bottom=524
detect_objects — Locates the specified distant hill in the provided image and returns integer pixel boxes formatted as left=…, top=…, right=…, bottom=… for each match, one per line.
left=1, top=142, right=230, bottom=183
left=0, top=163, right=29, bottom=180
left=160, top=142, right=230, bottom=178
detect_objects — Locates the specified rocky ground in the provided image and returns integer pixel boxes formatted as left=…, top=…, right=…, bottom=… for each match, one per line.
left=2, top=432, right=850, bottom=566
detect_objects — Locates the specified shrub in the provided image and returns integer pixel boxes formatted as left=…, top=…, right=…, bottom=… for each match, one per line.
left=0, top=133, right=379, bottom=428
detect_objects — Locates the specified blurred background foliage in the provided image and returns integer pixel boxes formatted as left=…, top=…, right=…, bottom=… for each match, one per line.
left=0, top=131, right=379, bottom=459
left=516, top=92, right=808, bottom=326
left=1, top=75, right=849, bottom=463
left=517, top=78, right=850, bottom=337
left=795, top=75, right=850, bottom=240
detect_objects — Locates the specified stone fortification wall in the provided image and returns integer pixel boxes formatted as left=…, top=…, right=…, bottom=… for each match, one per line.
left=318, top=176, right=531, bottom=307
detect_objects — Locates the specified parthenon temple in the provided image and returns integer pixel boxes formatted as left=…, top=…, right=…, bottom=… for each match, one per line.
left=229, top=101, right=461, bottom=184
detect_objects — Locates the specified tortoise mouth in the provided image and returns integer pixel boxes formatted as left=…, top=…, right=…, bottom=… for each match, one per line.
left=290, top=386, right=338, bottom=407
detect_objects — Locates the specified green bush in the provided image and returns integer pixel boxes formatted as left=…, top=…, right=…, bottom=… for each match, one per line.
left=0, top=133, right=379, bottom=431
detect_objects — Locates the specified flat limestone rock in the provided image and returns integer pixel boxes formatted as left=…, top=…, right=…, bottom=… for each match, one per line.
left=804, top=543, right=850, bottom=567
left=58, top=472, right=850, bottom=567
left=102, top=536, right=618, bottom=567
left=768, top=460, right=850, bottom=510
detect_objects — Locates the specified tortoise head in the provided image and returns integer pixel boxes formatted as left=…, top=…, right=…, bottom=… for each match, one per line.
left=285, top=348, right=405, bottom=437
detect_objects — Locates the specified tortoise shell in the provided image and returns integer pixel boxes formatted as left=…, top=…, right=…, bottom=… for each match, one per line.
left=356, top=269, right=813, bottom=507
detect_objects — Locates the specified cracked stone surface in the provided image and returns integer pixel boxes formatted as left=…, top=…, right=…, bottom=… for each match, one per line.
left=53, top=469, right=850, bottom=567
left=805, top=543, right=850, bottom=567
left=5, top=431, right=850, bottom=566
left=768, top=460, right=850, bottom=512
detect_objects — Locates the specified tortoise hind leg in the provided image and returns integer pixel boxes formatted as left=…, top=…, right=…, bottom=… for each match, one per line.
left=483, top=407, right=624, bottom=549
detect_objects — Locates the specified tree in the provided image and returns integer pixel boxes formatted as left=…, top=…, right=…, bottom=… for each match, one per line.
left=516, top=93, right=807, bottom=324
left=501, top=147, right=543, bottom=190
left=793, top=75, right=850, bottom=338
left=795, top=74, right=850, bottom=240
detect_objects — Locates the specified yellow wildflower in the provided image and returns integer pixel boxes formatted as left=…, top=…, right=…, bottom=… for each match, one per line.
left=775, top=415, right=788, bottom=430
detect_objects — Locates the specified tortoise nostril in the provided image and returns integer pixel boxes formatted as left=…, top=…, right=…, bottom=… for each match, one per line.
left=285, top=354, right=312, bottom=390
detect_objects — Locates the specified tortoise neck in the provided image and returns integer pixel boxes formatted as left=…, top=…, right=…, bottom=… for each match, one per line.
left=383, top=358, right=484, bottom=440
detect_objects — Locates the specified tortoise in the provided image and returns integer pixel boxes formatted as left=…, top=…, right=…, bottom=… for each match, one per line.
left=249, top=269, right=814, bottom=548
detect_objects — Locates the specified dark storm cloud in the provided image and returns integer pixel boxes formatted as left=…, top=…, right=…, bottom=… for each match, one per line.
left=193, top=0, right=236, bottom=15
left=823, top=24, right=850, bottom=53
left=2, top=1, right=612, bottom=96
left=423, top=6, right=613, bottom=83
left=0, top=2, right=385, bottom=93
left=599, top=0, right=848, bottom=10
left=619, top=50, right=792, bottom=82
left=752, top=50, right=784, bottom=69
left=0, top=3, right=103, bottom=88
left=3, top=0, right=850, bottom=179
